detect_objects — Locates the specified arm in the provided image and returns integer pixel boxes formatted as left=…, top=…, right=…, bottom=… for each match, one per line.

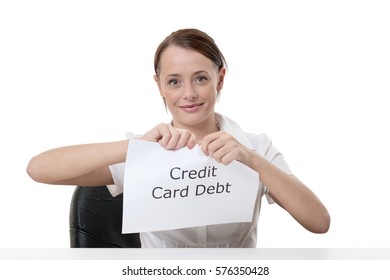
left=249, top=154, right=330, bottom=233
left=27, top=140, right=129, bottom=186
left=200, top=131, right=331, bottom=234
left=26, top=123, right=196, bottom=186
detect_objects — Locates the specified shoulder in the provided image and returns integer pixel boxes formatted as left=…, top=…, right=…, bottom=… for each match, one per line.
left=245, top=132, right=273, bottom=156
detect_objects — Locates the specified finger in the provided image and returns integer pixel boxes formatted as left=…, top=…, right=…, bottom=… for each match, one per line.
left=207, top=140, right=236, bottom=163
left=203, top=132, right=231, bottom=156
left=215, top=149, right=237, bottom=165
left=200, top=132, right=221, bottom=155
left=214, top=145, right=252, bottom=166
left=164, top=126, right=182, bottom=150
left=174, top=130, right=193, bottom=150
left=141, top=123, right=165, bottom=142
left=157, top=124, right=173, bottom=147
left=186, top=133, right=197, bottom=149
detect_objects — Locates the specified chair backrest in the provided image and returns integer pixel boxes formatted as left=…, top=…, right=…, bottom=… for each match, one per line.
left=70, top=186, right=141, bottom=248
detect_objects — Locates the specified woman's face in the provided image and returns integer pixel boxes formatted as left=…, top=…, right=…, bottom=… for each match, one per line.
left=155, top=46, right=225, bottom=129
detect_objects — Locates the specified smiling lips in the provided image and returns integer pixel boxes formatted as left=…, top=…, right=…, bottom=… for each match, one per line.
left=179, top=103, right=204, bottom=113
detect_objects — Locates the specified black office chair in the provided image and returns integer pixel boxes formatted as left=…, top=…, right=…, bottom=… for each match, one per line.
left=69, top=186, right=141, bottom=248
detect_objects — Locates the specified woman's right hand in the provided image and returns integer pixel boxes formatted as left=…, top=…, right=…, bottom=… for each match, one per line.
left=139, top=123, right=196, bottom=150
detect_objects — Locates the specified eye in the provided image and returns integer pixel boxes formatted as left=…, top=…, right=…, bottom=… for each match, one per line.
left=194, top=75, right=208, bottom=83
left=168, top=79, right=180, bottom=87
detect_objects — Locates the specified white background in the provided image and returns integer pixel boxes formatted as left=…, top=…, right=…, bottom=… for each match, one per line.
left=0, top=0, right=389, bottom=248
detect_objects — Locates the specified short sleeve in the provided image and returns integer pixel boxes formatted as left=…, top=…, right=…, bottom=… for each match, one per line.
left=107, top=163, right=125, bottom=197
left=246, top=133, right=292, bottom=204
left=107, top=132, right=138, bottom=197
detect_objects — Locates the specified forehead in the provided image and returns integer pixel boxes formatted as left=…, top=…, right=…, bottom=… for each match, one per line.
left=159, top=46, right=216, bottom=75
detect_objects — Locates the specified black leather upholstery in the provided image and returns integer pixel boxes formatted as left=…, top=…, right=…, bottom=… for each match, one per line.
left=69, top=186, right=141, bottom=248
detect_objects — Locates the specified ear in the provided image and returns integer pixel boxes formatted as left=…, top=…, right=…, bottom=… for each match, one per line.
left=154, top=75, right=164, bottom=97
left=216, top=67, right=226, bottom=92
left=154, top=75, right=168, bottom=111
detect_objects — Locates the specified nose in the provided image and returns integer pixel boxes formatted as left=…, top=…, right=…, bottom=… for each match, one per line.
left=183, top=83, right=197, bottom=101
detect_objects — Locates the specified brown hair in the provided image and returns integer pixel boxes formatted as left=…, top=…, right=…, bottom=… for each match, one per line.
left=154, top=28, right=227, bottom=76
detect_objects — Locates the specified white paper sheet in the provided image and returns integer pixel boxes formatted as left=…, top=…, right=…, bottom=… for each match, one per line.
left=122, top=139, right=259, bottom=233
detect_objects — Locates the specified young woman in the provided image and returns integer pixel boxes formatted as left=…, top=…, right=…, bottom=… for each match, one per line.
left=27, top=28, right=330, bottom=248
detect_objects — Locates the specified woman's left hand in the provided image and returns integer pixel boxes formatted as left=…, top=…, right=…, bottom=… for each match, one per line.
left=199, top=131, right=253, bottom=166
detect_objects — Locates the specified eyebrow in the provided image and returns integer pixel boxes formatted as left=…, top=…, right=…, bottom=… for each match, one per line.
left=193, top=70, right=209, bottom=76
left=165, top=70, right=209, bottom=78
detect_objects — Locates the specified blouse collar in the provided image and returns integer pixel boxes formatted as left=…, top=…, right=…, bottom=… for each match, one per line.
left=215, top=113, right=255, bottom=151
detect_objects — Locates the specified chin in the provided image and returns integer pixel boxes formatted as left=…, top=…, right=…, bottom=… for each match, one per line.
left=179, top=113, right=213, bottom=127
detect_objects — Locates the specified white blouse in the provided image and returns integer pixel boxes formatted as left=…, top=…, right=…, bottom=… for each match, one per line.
left=108, top=113, right=291, bottom=248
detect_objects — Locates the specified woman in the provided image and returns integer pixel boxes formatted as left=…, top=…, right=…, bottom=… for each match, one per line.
left=27, top=28, right=330, bottom=248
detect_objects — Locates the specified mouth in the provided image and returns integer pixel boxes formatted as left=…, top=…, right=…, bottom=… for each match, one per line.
left=179, top=103, right=204, bottom=112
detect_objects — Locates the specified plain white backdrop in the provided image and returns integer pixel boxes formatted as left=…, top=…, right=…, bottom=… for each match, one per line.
left=0, top=0, right=389, bottom=248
